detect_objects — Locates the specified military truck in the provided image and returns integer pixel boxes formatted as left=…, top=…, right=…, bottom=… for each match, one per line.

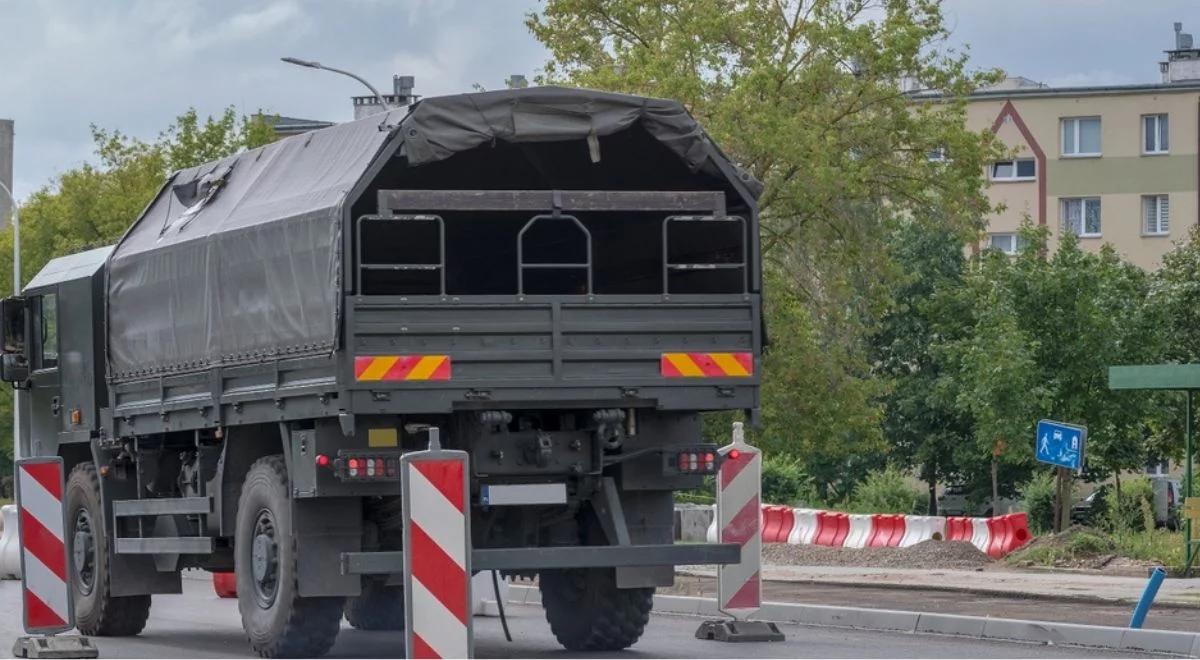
left=0, top=87, right=762, bottom=657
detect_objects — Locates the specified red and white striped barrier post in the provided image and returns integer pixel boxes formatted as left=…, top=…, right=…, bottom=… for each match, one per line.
left=696, top=422, right=784, bottom=643
left=13, top=457, right=97, bottom=658
left=402, top=428, right=472, bottom=659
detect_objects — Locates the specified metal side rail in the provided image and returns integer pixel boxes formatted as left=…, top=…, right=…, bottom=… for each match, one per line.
left=342, top=542, right=741, bottom=576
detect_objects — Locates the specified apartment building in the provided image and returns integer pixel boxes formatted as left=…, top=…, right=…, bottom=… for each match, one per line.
left=966, top=23, right=1200, bottom=269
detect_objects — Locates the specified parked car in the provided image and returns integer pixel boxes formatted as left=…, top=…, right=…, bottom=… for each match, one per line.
left=936, top=485, right=1019, bottom=517
left=1071, top=476, right=1181, bottom=529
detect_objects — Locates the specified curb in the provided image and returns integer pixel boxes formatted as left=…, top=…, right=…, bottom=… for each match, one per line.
left=508, top=584, right=1199, bottom=656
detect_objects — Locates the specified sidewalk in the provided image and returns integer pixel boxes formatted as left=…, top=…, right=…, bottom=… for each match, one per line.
left=668, top=564, right=1200, bottom=633
left=681, top=564, right=1200, bottom=606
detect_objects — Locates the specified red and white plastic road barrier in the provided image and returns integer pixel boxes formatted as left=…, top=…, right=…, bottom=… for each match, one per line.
left=13, top=457, right=98, bottom=658
left=402, top=429, right=472, bottom=659
left=843, top=514, right=873, bottom=549
left=787, top=509, right=819, bottom=545
left=696, top=422, right=784, bottom=643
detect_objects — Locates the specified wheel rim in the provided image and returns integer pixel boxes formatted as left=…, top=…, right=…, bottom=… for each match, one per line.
left=250, top=508, right=279, bottom=608
left=72, top=508, right=96, bottom=596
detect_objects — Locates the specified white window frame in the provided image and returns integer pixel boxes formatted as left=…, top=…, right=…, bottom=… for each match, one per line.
left=986, top=233, right=1022, bottom=255
left=1061, top=197, right=1102, bottom=238
left=1143, top=114, right=1169, bottom=155
left=1061, top=116, right=1102, bottom=157
left=1143, top=194, right=1170, bottom=236
left=927, top=147, right=947, bottom=162
left=989, top=158, right=1036, bottom=182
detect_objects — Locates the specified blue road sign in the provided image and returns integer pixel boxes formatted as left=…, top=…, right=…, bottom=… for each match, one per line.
left=1035, top=420, right=1087, bottom=471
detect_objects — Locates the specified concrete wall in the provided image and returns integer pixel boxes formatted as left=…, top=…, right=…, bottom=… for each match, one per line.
left=0, top=119, right=11, bottom=230
left=967, top=90, right=1200, bottom=269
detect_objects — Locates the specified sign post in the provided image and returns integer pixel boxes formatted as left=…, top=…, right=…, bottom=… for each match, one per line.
left=401, top=428, right=472, bottom=659
left=695, top=422, right=784, bottom=643
left=12, top=457, right=98, bottom=658
left=1035, top=420, right=1086, bottom=533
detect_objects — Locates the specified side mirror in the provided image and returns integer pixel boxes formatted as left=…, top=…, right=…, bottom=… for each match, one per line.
left=0, top=297, right=28, bottom=385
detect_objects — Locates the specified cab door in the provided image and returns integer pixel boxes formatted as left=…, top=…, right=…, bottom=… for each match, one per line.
left=27, top=290, right=61, bottom=457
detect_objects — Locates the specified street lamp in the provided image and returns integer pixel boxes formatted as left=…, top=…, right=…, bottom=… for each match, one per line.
left=280, top=57, right=397, bottom=114
left=0, top=181, right=19, bottom=467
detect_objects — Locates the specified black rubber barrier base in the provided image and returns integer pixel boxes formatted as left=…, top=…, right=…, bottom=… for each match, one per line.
left=695, top=619, right=786, bottom=642
left=12, top=636, right=99, bottom=659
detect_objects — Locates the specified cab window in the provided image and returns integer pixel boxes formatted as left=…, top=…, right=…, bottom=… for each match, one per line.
left=33, top=294, right=58, bottom=370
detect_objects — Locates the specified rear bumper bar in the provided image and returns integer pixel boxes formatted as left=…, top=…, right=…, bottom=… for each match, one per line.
left=340, top=542, right=741, bottom=575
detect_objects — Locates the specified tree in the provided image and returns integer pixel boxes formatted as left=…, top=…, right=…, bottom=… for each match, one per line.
left=943, top=250, right=1046, bottom=515
left=870, top=220, right=973, bottom=512
left=527, top=0, right=1004, bottom=482
left=0, top=108, right=275, bottom=466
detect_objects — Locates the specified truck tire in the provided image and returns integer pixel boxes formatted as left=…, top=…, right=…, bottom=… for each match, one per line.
left=540, top=568, right=653, bottom=651
left=344, top=581, right=404, bottom=630
left=236, top=456, right=341, bottom=658
left=65, top=462, right=152, bottom=636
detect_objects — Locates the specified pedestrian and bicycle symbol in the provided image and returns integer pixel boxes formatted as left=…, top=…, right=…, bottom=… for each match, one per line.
left=1035, top=420, right=1086, bottom=471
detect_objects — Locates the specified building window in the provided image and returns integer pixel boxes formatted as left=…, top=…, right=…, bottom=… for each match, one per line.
left=927, top=147, right=947, bottom=162
left=1143, top=114, right=1169, bottom=154
left=1062, top=197, right=1101, bottom=237
left=990, top=158, right=1036, bottom=181
left=986, top=233, right=1025, bottom=255
left=1143, top=194, right=1170, bottom=235
left=1061, top=117, right=1101, bottom=157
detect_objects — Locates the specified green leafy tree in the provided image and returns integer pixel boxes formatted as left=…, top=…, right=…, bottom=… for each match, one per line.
left=0, top=108, right=275, bottom=465
left=528, top=0, right=1004, bottom=488
left=870, top=220, right=973, bottom=511
left=943, top=250, right=1046, bottom=513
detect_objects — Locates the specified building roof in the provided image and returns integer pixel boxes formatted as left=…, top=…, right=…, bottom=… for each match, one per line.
left=916, top=80, right=1200, bottom=102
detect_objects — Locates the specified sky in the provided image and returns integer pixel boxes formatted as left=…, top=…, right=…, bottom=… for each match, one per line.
left=0, top=0, right=1197, bottom=201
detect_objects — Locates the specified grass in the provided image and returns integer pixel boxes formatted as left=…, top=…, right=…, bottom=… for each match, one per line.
left=1007, top=526, right=1186, bottom=572
left=1112, top=528, right=1185, bottom=570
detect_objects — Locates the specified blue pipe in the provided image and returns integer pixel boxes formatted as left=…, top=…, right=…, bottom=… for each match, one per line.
left=1129, top=567, right=1168, bottom=629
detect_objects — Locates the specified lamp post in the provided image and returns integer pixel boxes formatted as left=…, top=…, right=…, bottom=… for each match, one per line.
left=280, top=57, right=397, bottom=114
left=0, top=181, right=19, bottom=469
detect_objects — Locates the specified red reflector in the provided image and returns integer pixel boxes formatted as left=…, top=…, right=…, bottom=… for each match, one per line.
left=315, top=454, right=330, bottom=468
left=728, top=449, right=741, bottom=460
left=677, top=453, right=689, bottom=470
left=704, top=453, right=715, bottom=463
left=349, top=458, right=360, bottom=469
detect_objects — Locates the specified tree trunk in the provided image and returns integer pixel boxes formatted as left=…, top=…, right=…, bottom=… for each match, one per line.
left=991, top=458, right=999, bottom=517
left=926, top=461, right=938, bottom=515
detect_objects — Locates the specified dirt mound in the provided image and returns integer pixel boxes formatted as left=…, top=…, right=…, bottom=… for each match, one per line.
left=762, top=540, right=992, bottom=570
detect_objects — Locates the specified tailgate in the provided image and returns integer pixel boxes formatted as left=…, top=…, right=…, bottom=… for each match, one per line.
left=346, top=296, right=760, bottom=412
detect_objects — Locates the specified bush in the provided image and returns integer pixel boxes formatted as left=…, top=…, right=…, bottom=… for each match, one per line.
left=762, top=454, right=817, bottom=506
left=1105, top=476, right=1156, bottom=533
left=1019, top=470, right=1056, bottom=534
left=849, top=466, right=927, bottom=515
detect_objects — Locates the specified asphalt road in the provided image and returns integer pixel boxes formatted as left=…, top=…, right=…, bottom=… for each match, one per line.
left=0, top=578, right=1160, bottom=659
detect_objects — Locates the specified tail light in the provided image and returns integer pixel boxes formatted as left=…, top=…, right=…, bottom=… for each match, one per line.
left=669, top=446, right=719, bottom=474
left=334, top=453, right=400, bottom=481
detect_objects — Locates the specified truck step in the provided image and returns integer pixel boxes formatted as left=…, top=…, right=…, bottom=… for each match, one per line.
left=112, top=497, right=212, bottom=517
left=115, top=537, right=213, bottom=554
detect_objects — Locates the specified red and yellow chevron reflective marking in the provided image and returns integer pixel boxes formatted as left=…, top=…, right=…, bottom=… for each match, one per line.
left=355, top=355, right=451, bottom=382
left=661, top=352, right=753, bottom=378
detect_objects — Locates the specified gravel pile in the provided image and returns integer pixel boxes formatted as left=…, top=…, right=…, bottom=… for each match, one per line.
left=762, top=540, right=993, bottom=570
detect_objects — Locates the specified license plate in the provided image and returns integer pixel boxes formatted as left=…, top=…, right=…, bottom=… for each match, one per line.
left=480, top=483, right=567, bottom=506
